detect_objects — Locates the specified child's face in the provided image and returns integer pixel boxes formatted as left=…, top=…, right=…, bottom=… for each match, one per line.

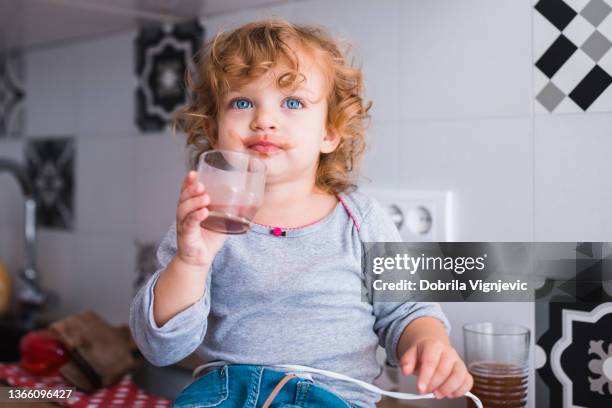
left=215, top=51, right=339, bottom=187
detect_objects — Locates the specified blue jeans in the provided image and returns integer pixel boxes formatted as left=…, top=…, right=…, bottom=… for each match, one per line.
left=172, top=364, right=362, bottom=408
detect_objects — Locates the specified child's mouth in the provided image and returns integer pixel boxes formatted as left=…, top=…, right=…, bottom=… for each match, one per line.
left=248, top=143, right=282, bottom=155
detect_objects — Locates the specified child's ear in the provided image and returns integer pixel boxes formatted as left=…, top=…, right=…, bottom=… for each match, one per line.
left=320, top=127, right=341, bottom=154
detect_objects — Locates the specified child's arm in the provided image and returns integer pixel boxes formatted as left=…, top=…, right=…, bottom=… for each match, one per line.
left=152, top=255, right=211, bottom=327
left=129, top=171, right=227, bottom=366
left=358, top=196, right=473, bottom=399
left=153, top=171, right=228, bottom=326
left=129, top=227, right=213, bottom=366
left=396, top=316, right=473, bottom=399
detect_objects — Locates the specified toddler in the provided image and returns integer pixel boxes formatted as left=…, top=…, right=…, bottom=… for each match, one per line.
left=130, top=19, right=473, bottom=408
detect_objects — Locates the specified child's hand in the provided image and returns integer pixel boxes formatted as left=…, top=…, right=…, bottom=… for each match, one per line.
left=399, top=338, right=473, bottom=399
left=175, top=171, right=228, bottom=267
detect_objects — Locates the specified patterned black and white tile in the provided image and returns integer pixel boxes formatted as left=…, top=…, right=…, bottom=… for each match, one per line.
left=24, top=138, right=75, bottom=230
left=535, top=243, right=612, bottom=407
left=536, top=302, right=612, bottom=407
left=135, top=20, right=204, bottom=132
left=0, top=51, right=25, bottom=138
left=534, top=0, right=612, bottom=113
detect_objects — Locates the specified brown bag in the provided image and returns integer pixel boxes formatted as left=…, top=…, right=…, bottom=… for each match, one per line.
left=49, top=310, right=141, bottom=391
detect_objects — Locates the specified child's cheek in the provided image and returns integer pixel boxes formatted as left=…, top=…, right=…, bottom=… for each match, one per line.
left=217, top=123, right=242, bottom=149
left=219, top=136, right=241, bottom=151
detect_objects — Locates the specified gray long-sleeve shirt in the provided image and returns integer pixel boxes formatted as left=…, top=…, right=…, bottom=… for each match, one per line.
left=129, top=190, right=450, bottom=407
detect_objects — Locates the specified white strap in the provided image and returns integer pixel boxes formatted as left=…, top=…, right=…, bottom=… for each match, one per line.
left=193, top=361, right=483, bottom=408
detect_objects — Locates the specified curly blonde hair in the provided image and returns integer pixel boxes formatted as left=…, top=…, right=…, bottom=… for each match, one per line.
left=177, top=19, right=371, bottom=194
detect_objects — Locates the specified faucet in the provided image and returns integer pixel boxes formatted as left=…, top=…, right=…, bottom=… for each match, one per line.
left=0, top=157, right=46, bottom=328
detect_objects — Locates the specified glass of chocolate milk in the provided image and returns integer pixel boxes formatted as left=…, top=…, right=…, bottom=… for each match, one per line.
left=463, top=322, right=530, bottom=408
left=197, top=149, right=266, bottom=234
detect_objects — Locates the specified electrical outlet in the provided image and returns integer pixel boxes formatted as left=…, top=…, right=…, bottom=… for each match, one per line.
left=361, top=188, right=454, bottom=241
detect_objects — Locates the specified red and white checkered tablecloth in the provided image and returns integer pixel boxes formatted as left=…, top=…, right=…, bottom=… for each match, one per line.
left=0, top=363, right=171, bottom=408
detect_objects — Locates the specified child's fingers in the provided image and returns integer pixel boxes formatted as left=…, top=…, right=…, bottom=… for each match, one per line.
left=179, top=181, right=205, bottom=204
left=184, top=207, right=209, bottom=227
left=179, top=177, right=206, bottom=206
left=178, top=171, right=206, bottom=200
left=433, top=363, right=467, bottom=399
left=180, top=171, right=197, bottom=193
left=450, top=373, right=474, bottom=398
left=177, top=194, right=211, bottom=223
left=416, top=346, right=443, bottom=394
left=399, top=346, right=417, bottom=376
left=425, top=351, right=456, bottom=393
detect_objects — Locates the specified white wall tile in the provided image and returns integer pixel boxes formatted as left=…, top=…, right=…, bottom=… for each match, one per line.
left=535, top=113, right=612, bottom=241
left=399, top=0, right=533, bottom=120
left=25, top=44, right=77, bottom=136
left=359, top=120, right=401, bottom=188
left=75, top=137, right=135, bottom=234
left=202, top=2, right=294, bottom=41
left=0, top=140, right=25, bottom=228
left=70, top=232, right=135, bottom=325
left=398, top=117, right=534, bottom=241
left=134, top=132, right=188, bottom=242
left=73, top=32, right=138, bottom=137
left=35, top=230, right=76, bottom=321
left=291, top=0, right=400, bottom=123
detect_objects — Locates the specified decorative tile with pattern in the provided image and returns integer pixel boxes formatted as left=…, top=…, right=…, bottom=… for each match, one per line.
left=537, top=302, right=612, bottom=407
left=535, top=244, right=612, bottom=407
left=135, top=20, right=204, bottom=132
left=535, top=0, right=612, bottom=112
left=0, top=52, right=25, bottom=138
left=24, top=138, right=75, bottom=230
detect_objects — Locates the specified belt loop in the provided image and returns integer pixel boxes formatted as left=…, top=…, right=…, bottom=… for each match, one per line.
left=294, top=380, right=312, bottom=406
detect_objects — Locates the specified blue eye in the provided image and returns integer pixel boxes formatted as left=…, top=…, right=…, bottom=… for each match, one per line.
left=283, top=98, right=303, bottom=110
left=231, top=98, right=252, bottom=109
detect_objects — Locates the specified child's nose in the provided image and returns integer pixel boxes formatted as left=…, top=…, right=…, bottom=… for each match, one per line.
left=250, top=109, right=278, bottom=132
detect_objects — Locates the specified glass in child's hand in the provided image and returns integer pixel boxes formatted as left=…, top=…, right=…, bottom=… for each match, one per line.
left=463, top=322, right=530, bottom=408
left=197, top=149, right=266, bottom=234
